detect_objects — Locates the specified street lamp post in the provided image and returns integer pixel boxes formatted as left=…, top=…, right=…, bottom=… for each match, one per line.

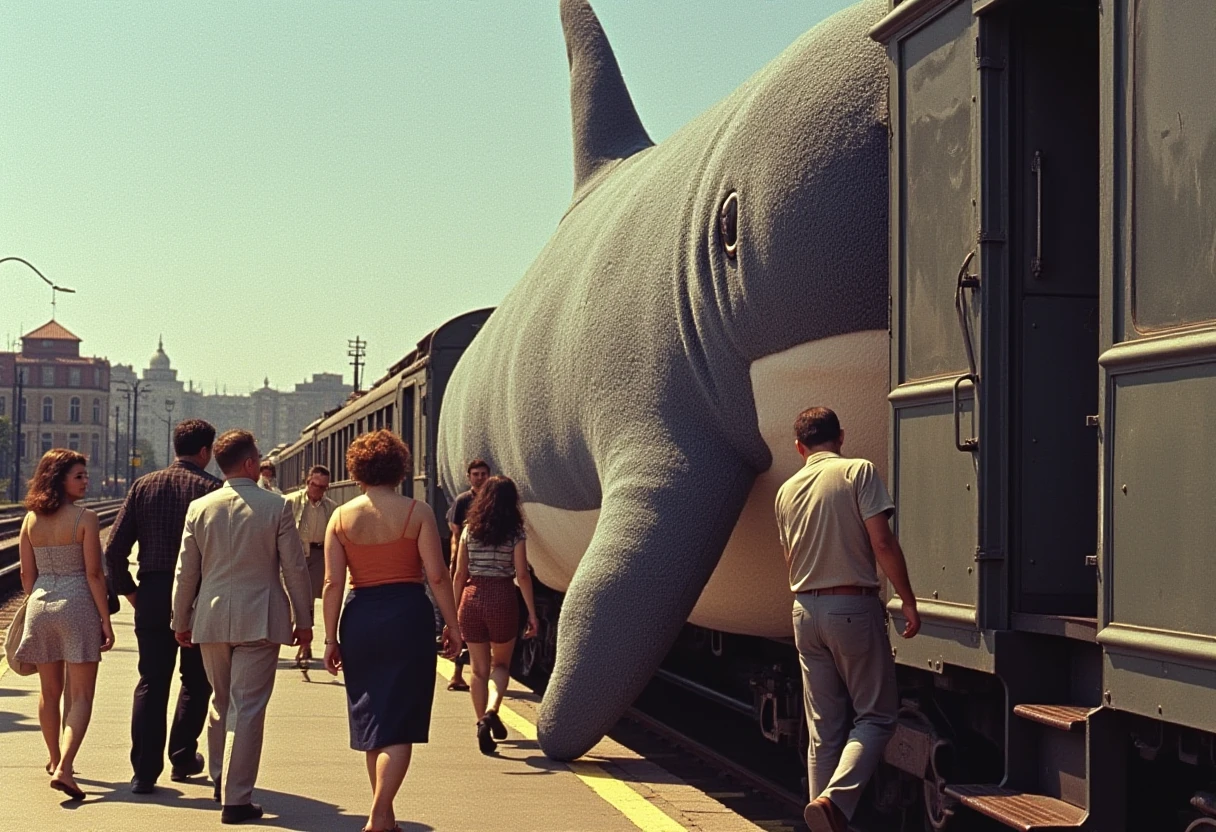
left=10, top=367, right=24, bottom=503
left=118, top=380, right=148, bottom=491
left=113, top=404, right=121, bottom=497
left=163, top=398, right=176, bottom=466
left=2, top=256, right=77, bottom=501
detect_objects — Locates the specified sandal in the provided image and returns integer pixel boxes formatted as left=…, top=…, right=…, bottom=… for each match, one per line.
left=485, top=709, right=508, bottom=740
left=447, top=680, right=469, bottom=692
left=476, top=718, right=497, bottom=755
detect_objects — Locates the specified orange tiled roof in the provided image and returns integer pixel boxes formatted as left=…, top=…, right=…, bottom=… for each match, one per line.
left=22, top=320, right=82, bottom=342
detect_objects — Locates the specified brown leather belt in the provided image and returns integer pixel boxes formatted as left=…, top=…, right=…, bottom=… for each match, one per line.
left=803, top=586, right=878, bottom=597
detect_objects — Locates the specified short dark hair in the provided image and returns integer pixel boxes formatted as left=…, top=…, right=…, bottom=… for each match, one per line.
left=214, top=430, right=259, bottom=475
left=794, top=407, right=842, bottom=448
left=174, top=419, right=216, bottom=457
left=308, top=464, right=331, bottom=479
left=259, top=460, right=276, bottom=475
left=347, top=430, right=410, bottom=487
left=467, top=458, right=490, bottom=475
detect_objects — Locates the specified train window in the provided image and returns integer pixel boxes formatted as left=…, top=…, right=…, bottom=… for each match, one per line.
left=899, top=1, right=976, bottom=380
left=357, top=418, right=364, bottom=436
left=1130, top=0, right=1216, bottom=331
left=384, top=404, right=393, bottom=433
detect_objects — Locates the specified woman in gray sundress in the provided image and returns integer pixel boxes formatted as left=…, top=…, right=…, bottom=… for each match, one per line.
left=16, top=449, right=114, bottom=801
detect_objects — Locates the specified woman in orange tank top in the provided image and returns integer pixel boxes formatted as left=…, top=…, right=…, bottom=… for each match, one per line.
left=321, top=431, right=462, bottom=832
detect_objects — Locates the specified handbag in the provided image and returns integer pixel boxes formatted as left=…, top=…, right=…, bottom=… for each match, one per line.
left=3, top=599, right=37, bottom=676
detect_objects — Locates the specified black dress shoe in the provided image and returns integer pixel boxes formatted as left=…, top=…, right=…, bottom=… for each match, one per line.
left=130, top=778, right=156, bottom=795
left=221, top=803, right=263, bottom=824
left=170, top=751, right=205, bottom=782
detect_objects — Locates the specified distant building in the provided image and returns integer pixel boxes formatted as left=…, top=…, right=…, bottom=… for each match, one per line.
left=111, top=339, right=351, bottom=473
left=1, top=321, right=111, bottom=491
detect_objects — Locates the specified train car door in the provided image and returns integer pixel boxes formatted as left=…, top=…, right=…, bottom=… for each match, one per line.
left=400, top=383, right=416, bottom=498
left=878, top=0, right=990, bottom=665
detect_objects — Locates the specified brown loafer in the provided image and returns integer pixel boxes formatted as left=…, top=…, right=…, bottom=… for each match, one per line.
left=804, top=796, right=847, bottom=832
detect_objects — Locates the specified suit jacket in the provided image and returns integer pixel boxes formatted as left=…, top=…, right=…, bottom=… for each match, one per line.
left=172, top=478, right=313, bottom=645
left=284, top=490, right=337, bottom=545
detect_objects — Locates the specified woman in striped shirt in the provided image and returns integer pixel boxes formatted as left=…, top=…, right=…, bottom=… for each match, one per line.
left=451, top=476, right=539, bottom=754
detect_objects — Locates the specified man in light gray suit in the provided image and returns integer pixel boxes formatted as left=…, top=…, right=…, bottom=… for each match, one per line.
left=172, top=429, right=313, bottom=825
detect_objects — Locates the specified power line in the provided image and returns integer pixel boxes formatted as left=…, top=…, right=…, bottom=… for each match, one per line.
left=347, top=337, right=366, bottom=393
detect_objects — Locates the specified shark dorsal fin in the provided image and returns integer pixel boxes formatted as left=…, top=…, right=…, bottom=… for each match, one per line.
left=561, top=0, right=653, bottom=198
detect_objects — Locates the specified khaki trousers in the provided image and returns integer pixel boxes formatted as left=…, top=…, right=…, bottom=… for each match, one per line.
left=199, top=640, right=280, bottom=806
left=792, top=593, right=897, bottom=820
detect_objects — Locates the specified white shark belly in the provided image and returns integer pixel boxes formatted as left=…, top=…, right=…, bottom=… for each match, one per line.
left=522, top=329, right=889, bottom=639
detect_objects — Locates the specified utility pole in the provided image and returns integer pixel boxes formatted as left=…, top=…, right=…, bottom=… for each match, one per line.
left=348, top=337, right=366, bottom=393
left=10, top=367, right=23, bottom=503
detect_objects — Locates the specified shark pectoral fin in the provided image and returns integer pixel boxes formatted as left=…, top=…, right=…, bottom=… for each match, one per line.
left=560, top=0, right=653, bottom=197
left=536, top=453, right=755, bottom=761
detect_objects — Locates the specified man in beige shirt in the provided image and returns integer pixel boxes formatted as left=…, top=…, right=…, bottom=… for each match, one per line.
left=285, top=465, right=336, bottom=669
left=173, top=430, right=312, bottom=824
left=774, top=407, right=920, bottom=832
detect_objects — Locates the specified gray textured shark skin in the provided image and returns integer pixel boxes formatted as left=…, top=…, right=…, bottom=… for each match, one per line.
left=439, top=0, right=888, bottom=761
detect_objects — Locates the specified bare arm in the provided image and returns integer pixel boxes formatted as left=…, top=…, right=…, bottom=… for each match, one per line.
left=80, top=510, right=114, bottom=650
left=864, top=512, right=920, bottom=638
left=322, top=514, right=346, bottom=647
left=452, top=532, right=470, bottom=612
left=18, top=513, right=37, bottom=597
left=448, top=522, right=461, bottom=568
left=415, top=502, right=462, bottom=653
left=514, top=538, right=539, bottom=638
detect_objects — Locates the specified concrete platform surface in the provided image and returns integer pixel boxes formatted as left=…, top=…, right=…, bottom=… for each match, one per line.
left=0, top=600, right=765, bottom=832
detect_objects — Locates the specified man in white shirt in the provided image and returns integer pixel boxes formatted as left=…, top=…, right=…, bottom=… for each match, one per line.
left=284, top=465, right=336, bottom=669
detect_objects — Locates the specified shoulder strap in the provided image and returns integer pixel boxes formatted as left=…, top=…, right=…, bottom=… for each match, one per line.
left=335, top=506, right=348, bottom=543
left=401, top=499, right=417, bottom=538
left=72, top=505, right=86, bottom=540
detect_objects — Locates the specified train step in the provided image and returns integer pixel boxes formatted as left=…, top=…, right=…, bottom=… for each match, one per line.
left=1012, top=704, right=1091, bottom=732
left=944, top=785, right=1086, bottom=831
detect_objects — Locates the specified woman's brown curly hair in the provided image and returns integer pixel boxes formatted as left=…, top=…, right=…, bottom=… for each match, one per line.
left=465, top=476, right=524, bottom=548
left=25, top=449, right=88, bottom=515
left=346, top=430, right=411, bottom=487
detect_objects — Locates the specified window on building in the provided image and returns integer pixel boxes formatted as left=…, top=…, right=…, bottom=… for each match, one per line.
left=20, top=396, right=27, bottom=421
left=42, top=396, right=54, bottom=422
left=0, top=397, right=5, bottom=417
left=41, top=366, right=55, bottom=386
left=41, top=340, right=53, bottom=348
left=70, top=397, right=81, bottom=423
left=41, top=432, right=53, bottom=454
left=92, top=399, right=101, bottom=424
left=69, top=368, right=81, bottom=387
left=93, top=368, right=100, bottom=386
left=69, top=433, right=80, bottom=451
left=91, top=435, right=100, bottom=462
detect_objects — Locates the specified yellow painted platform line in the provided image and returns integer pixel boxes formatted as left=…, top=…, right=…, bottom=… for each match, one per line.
left=0, top=656, right=9, bottom=681
left=437, top=657, right=686, bottom=832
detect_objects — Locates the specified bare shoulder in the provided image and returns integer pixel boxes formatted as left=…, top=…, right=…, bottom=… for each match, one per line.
left=81, top=508, right=100, bottom=527
left=410, top=497, right=436, bottom=521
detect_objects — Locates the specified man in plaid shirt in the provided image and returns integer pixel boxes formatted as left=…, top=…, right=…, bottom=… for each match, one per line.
left=106, top=419, right=222, bottom=794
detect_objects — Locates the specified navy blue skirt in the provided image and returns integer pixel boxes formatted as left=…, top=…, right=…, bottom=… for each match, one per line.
left=339, top=582, right=436, bottom=750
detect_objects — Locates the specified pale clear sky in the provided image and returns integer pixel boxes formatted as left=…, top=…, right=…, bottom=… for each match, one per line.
left=2, top=1, right=855, bottom=394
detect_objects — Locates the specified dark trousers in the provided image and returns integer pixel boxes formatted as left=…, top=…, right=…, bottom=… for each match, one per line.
left=131, top=572, right=212, bottom=781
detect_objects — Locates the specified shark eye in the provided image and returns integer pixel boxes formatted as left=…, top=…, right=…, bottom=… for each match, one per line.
left=719, top=192, right=739, bottom=258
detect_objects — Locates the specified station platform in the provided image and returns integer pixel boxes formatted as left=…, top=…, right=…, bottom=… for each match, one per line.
left=0, top=599, right=770, bottom=832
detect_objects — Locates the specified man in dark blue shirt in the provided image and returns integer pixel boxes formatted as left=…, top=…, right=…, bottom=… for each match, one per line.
left=105, top=419, right=221, bottom=794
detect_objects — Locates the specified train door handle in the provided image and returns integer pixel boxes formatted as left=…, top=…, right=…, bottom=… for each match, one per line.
left=1031, top=150, right=1044, bottom=279
left=953, top=373, right=979, bottom=453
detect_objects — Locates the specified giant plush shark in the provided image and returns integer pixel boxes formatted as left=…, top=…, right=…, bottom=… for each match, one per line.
left=439, top=0, right=890, bottom=760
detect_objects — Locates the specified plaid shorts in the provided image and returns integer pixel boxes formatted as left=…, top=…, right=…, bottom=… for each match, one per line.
left=458, top=576, right=519, bottom=644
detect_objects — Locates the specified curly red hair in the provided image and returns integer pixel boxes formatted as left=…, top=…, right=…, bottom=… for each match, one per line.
left=25, top=449, right=88, bottom=515
left=346, top=430, right=411, bottom=487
